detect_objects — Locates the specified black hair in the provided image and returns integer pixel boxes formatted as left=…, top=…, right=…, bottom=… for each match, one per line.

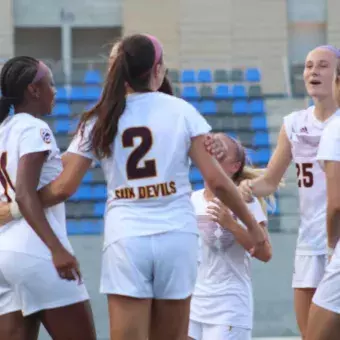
left=79, top=34, right=166, bottom=159
left=0, top=56, right=39, bottom=124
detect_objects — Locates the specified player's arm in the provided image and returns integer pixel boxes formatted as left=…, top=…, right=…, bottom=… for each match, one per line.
left=316, top=119, right=340, bottom=258
left=15, top=151, right=66, bottom=252
left=241, top=125, right=292, bottom=198
left=189, top=134, right=266, bottom=255
left=37, top=153, right=92, bottom=207
left=324, top=160, right=340, bottom=252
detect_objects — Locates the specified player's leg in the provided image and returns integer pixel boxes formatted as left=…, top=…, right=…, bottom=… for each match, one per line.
left=100, top=237, right=154, bottom=340
left=294, top=288, right=316, bottom=339
left=306, top=303, right=340, bottom=340
left=293, top=255, right=326, bottom=339
left=307, top=256, right=340, bottom=340
left=149, top=232, right=199, bottom=340
left=0, top=312, right=40, bottom=340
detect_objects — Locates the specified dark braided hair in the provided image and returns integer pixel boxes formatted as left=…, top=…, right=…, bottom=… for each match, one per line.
left=79, top=34, right=167, bottom=160
left=0, top=56, right=40, bottom=124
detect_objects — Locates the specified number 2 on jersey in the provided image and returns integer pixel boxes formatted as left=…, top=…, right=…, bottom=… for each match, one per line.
left=122, top=127, right=157, bottom=180
left=0, top=152, right=15, bottom=202
left=295, top=163, right=313, bottom=188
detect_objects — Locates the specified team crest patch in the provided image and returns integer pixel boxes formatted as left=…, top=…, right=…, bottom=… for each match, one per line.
left=40, top=128, right=52, bottom=144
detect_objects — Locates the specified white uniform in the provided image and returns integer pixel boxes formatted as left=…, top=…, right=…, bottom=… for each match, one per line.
left=188, top=189, right=267, bottom=340
left=0, top=113, right=88, bottom=316
left=313, top=116, right=340, bottom=313
left=284, top=106, right=340, bottom=288
left=68, top=92, right=211, bottom=299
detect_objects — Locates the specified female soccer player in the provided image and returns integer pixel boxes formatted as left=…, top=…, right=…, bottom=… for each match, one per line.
left=0, top=34, right=266, bottom=340
left=188, top=134, right=272, bottom=340
left=0, top=57, right=95, bottom=339
left=235, top=45, right=340, bottom=339
left=306, top=55, right=340, bottom=340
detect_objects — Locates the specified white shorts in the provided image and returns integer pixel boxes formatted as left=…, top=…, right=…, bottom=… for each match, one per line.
left=100, top=231, right=198, bottom=299
left=313, top=255, right=340, bottom=314
left=292, top=254, right=327, bottom=288
left=188, top=319, right=251, bottom=340
left=0, top=251, right=89, bottom=316
left=0, top=269, right=20, bottom=316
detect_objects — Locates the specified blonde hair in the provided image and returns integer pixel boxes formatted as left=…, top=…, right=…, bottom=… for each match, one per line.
left=221, top=134, right=283, bottom=216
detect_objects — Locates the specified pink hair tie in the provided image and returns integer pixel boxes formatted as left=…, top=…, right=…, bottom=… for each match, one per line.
left=32, top=61, right=50, bottom=83
left=145, top=34, right=163, bottom=67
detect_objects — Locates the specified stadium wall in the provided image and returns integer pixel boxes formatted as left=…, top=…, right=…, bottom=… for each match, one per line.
left=123, top=0, right=288, bottom=95
left=0, top=0, right=14, bottom=60
left=327, top=0, right=340, bottom=48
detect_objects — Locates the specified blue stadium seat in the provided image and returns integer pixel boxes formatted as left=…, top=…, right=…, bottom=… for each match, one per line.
left=190, top=167, right=202, bottom=182
left=252, top=148, right=271, bottom=165
left=192, top=182, right=204, bottom=191
left=253, top=132, right=270, bottom=147
left=182, top=86, right=199, bottom=100
left=82, top=172, right=93, bottom=183
left=84, top=86, right=102, bottom=101
left=200, top=100, right=217, bottom=115
left=227, top=131, right=237, bottom=140
left=54, top=119, right=71, bottom=134
left=71, top=184, right=106, bottom=201
left=94, top=203, right=105, bottom=217
left=67, top=219, right=103, bottom=235
left=197, top=69, right=212, bottom=83
left=189, top=100, right=200, bottom=111
left=232, top=100, right=248, bottom=115
left=70, top=87, right=85, bottom=101
left=251, top=117, right=268, bottom=130
left=215, top=85, right=230, bottom=99
left=85, top=102, right=97, bottom=110
left=181, top=70, right=196, bottom=83
left=56, top=87, right=68, bottom=101
left=53, top=103, right=71, bottom=116
left=249, top=99, right=265, bottom=115
left=231, top=85, right=247, bottom=98
left=84, top=70, right=102, bottom=84
left=245, top=68, right=261, bottom=82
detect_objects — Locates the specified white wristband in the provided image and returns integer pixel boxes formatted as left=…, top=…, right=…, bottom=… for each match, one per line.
left=328, top=246, right=335, bottom=257
left=9, top=201, right=22, bottom=220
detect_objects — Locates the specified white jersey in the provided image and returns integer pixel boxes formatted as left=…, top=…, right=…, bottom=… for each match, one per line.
left=68, top=92, right=211, bottom=249
left=0, top=113, right=73, bottom=259
left=190, top=189, right=267, bottom=329
left=317, top=116, right=340, bottom=259
left=284, top=106, right=340, bottom=255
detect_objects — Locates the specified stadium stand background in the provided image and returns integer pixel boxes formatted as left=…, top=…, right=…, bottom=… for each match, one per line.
left=1, top=0, right=340, bottom=338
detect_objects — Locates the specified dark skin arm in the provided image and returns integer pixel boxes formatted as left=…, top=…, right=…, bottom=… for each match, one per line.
left=15, top=151, right=81, bottom=281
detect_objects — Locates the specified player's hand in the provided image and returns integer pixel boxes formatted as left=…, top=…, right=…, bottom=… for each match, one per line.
left=0, top=202, right=13, bottom=226
left=204, top=134, right=227, bottom=161
left=52, top=247, right=82, bottom=283
left=238, top=180, right=254, bottom=203
left=206, top=198, right=236, bottom=229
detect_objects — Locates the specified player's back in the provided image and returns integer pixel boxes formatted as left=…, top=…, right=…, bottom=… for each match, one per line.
left=99, top=92, right=211, bottom=246
left=0, top=113, right=72, bottom=258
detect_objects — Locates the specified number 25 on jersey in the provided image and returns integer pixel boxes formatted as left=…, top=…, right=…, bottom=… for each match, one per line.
left=296, top=163, right=314, bottom=188
left=0, top=152, right=15, bottom=202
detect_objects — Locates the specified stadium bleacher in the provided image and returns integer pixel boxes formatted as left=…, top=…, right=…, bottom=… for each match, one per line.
left=48, top=67, right=277, bottom=234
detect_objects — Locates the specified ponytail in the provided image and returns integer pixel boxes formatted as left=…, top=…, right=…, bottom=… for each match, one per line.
left=0, top=97, right=12, bottom=124
left=158, top=76, right=173, bottom=95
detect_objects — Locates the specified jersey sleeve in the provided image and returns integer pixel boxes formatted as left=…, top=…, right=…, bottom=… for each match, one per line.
left=247, top=198, right=267, bottom=225
left=283, top=111, right=297, bottom=143
left=317, top=118, right=340, bottom=167
left=183, top=102, right=212, bottom=138
left=67, top=119, right=97, bottom=161
left=19, top=122, right=53, bottom=158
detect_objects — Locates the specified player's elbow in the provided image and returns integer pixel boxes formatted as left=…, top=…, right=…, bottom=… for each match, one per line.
left=255, top=244, right=272, bottom=263
left=15, top=187, right=33, bottom=210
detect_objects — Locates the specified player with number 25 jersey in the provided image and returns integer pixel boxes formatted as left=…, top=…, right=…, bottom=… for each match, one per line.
left=284, top=105, right=340, bottom=286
